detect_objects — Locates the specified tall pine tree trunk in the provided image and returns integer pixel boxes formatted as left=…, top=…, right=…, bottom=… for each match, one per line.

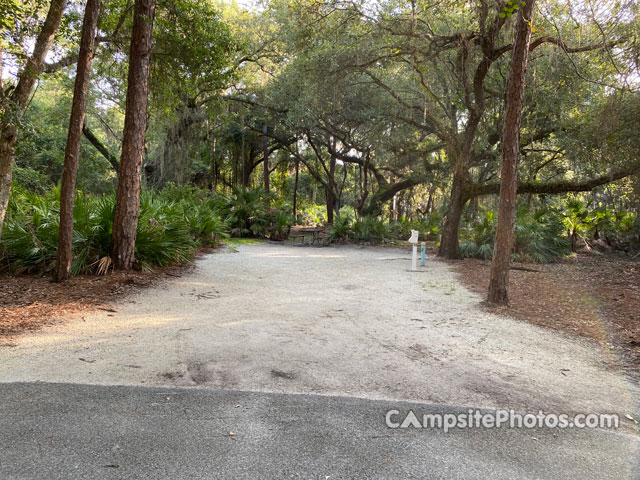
left=262, top=123, right=270, bottom=206
left=326, top=138, right=337, bottom=225
left=293, top=158, right=299, bottom=221
left=0, top=0, right=67, bottom=237
left=209, top=135, right=217, bottom=189
left=54, top=0, right=101, bottom=282
left=111, top=0, right=156, bottom=270
left=488, top=0, right=535, bottom=305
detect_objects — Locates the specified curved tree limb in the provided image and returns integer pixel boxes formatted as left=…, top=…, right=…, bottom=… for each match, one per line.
left=82, top=123, right=119, bottom=172
left=465, top=164, right=640, bottom=199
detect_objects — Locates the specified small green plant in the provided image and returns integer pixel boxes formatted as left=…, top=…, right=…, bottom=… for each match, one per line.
left=222, top=187, right=294, bottom=240
left=267, top=210, right=294, bottom=241
left=327, top=215, right=352, bottom=242
left=350, top=216, right=391, bottom=244
left=514, top=207, right=570, bottom=263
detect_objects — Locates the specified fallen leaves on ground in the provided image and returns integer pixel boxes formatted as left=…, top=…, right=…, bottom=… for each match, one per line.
left=0, top=259, right=199, bottom=343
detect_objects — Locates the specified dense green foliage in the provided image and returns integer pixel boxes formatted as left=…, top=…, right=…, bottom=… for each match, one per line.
left=1, top=0, right=639, bottom=276
left=459, top=201, right=640, bottom=263
left=460, top=208, right=571, bottom=263
left=0, top=186, right=296, bottom=274
left=2, top=188, right=215, bottom=274
left=327, top=213, right=442, bottom=245
left=4, top=183, right=637, bottom=275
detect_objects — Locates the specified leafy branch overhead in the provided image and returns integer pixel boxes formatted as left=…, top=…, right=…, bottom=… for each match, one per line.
left=0, top=0, right=638, bottom=282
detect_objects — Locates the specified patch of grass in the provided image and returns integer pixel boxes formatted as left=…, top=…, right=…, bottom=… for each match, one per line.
left=224, top=238, right=266, bottom=246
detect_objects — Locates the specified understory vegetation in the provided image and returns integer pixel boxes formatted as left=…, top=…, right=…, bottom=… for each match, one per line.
left=4, top=184, right=638, bottom=275
left=460, top=201, right=639, bottom=263
left=0, top=186, right=296, bottom=274
left=1, top=0, right=639, bottom=284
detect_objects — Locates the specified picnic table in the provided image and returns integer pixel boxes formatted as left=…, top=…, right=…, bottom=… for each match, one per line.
left=290, top=227, right=327, bottom=246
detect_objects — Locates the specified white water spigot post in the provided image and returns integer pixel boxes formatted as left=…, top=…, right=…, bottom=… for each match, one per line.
left=412, top=244, right=418, bottom=271
left=408, top=230, right=419, bottom=271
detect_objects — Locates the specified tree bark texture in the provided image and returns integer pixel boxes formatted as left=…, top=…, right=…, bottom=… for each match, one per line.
left=326, top=138, right=337, bottom=225
left=488, top=0, right=536, bottom=305
left=293, top=158, right=299, bottom=220
left=55, top=0, right=101, bottom=282
left=0, top=0, right=68, bottom=237
left=263, top=123, right=270, bottom=206
left=438, top=158, right=468, bottom=259
left=111, top=0, right=156, bottom=270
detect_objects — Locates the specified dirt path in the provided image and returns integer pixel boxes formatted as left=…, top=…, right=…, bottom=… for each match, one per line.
left=0, top=243, right=637, bottom=422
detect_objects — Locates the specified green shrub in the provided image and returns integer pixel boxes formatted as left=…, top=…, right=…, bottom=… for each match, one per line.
left=299, top=204, right=327, bottom=226
left=1, top=189, right=61, bottom=273
left=68, top=194, right=115, bottom=275
left=181, top=198, right=230, bottom=245
left=134, top=193, right=195, bottom=270
left=1, top=187, right=232, bottom=276
left=325, top=213, right=442, bottom=245
left=350, top=215, right=391, bottom=244
left=327, top=215, right=352, bottom=242
left=224, top=187, right=293, bottom=240
left=459, top=207, right=570, bottom=263
left=226, top=186, right=267, bottom=237
left=267, top=209, right=294, bottom=241
left=514, top=207, right=571, bottom=263
left=562, top=199, right=638, bottom=244
left=459, top=240, right=494, bottom=260
left=388, top=214, right=442, bottom=242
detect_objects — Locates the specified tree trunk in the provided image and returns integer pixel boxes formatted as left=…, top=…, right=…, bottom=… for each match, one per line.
left=392, top=194, right=399, bottom=221
left=425, top=188, right=434, bottom=215
left=356, top=162, right=370, bottom=217
left=242, top=148, right=256, bottom=187
left=293, top=158, right=299, bottom=221
left=488, top=0, right=535, bottom=305
left=326, top=138, right=337, bottom=224
left=262, top=123, right=270, bottom=206
left=210, top=135, right=217, bottom=189
left=438, top=160, right=468, bottom=259
left=55, top=0, right=101, bottom=282
left=111, top=0, right=156, bottom=270
left=469, top=195, right=479, bottom=217
left=82, top=124, right=119, bottom=171
left=0, top=125, right=18, bottom=236
left=0, top=0, right=68, bottom=237
left=232, top=146, right=239, bottom=187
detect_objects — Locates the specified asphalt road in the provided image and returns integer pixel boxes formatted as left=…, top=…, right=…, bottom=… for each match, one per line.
left=1, top=382, right=637, bottom=479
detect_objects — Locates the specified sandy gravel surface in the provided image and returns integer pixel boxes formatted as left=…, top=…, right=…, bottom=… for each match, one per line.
left=0, top=243, right=637, bottom=420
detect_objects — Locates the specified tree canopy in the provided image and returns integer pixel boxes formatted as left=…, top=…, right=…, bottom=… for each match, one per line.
left=1, top=0, right=639, bottom=279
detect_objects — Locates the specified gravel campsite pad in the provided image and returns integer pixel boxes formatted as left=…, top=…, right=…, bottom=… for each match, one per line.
left=0, top=242, right=637, bottom=421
